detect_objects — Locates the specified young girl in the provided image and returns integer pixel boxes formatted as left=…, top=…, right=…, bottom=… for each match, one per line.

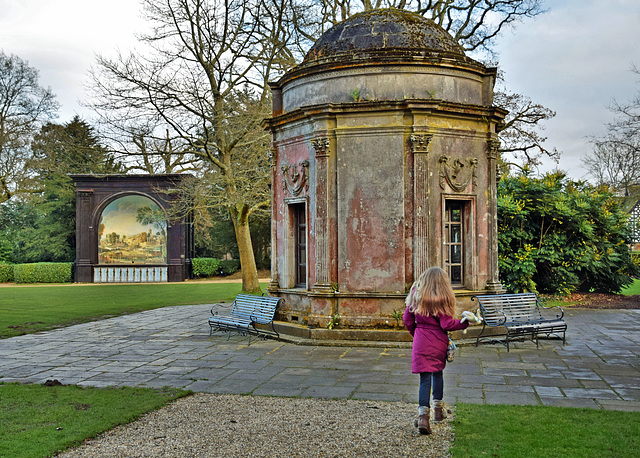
left=403, top=266, right=478, bottom=435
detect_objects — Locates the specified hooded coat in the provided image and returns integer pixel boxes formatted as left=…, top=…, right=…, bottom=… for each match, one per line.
left=403, top=307, right=469, bottom=373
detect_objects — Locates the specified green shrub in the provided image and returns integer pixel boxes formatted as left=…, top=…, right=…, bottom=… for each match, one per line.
left=0, top=263, right=14, bottom=283
left=498, top=172, right=639, bottom=295
left=192, top=257, right=222, bottom=278
left=13, top=263, right=73, bottom=283
left=219, top=259, right=240, bottom=276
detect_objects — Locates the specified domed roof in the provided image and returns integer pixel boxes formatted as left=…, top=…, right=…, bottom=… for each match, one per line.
left=304, top=9, right=466, bottom=64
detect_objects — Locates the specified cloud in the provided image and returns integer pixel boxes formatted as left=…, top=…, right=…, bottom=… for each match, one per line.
left=494, top=0, right=640, bottom=177
left=100, top=196, right=163, bottom=237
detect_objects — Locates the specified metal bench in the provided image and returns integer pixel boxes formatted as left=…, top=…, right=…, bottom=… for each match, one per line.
left=208, top=294, right=283, bottom=345
left=471, top=293, right=567, bottom=351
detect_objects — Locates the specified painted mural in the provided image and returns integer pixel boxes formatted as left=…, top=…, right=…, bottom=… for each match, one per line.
left=98, top=195, right=167, bottom=264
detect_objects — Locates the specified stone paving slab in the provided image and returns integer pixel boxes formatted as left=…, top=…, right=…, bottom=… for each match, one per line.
left=0, top=305, right=638, bottom=411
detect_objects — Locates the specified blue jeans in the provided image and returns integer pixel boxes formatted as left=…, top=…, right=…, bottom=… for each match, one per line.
left=419, top=371, right=443, bottom=407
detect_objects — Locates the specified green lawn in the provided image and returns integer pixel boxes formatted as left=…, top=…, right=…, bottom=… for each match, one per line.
left=622, top=278, right=640, bottom=295
left=1, top=282, right=639, bottom=456
left=0, top=383, right=188, bottom=458
left=451, top=404, right=640, bottom=457
left=0, top=282, right=266, bottom=338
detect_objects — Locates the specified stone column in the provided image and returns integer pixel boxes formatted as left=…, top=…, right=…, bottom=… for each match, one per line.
left=411, top=133, right=433, bottom=278
left=485, top=139, right=504, bottom=293
left=311, top=137, right=333, bottom=292
left=268, top=144, right=280, bottom=291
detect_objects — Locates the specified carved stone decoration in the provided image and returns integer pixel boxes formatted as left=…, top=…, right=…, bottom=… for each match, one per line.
left=410, top=133, right=433, bottom=154
left=281, top=160, right=310, bottom=196
left=268, top=145, right=278, bottom=167
left=439, top=156, right=478, bottom=192
left=77, top=189, right=93, bottom=211
left=311, top=137, right=330, bottom=157
left=487, top=139, right=502, bottom=183
left=486, top=139, right=500, bottom=160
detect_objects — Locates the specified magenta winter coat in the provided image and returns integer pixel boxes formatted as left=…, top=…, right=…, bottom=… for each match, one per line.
left=403, top=307, right=469, bottom=373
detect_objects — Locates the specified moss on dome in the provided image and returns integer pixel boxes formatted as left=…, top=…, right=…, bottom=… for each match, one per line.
left=304, top=8, right=466, bottom=64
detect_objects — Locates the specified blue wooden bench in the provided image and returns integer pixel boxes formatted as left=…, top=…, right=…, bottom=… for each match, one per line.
left=208, top=294, right=283, bottom=345
left=472, top=293, right=567, bottom=351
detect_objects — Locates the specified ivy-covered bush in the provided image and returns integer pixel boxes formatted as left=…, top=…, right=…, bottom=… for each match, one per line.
left=191, top=258, right=222, bottom=278
left=13, top=262, right=73, bottom=284
left=498, top=172, right=639, bottom=295
left=0, top=263, right=14, bottom=283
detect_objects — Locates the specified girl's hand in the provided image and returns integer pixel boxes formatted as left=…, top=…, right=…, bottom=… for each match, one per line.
left=461, top=310, right=483, bottom=324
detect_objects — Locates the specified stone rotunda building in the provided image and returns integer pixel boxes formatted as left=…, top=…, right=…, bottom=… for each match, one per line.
left=264, top=9, right=506, bottom=327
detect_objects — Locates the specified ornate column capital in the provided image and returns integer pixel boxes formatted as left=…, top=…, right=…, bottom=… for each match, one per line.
left=268, top=144, right=278, bottom=167
left=487, top=139, right=500, bottom=160
left=410, top=133, right=433, bottom=154
left=76, top=189, right=93, bottom=198
left=311, top=137, right=330, bottom=157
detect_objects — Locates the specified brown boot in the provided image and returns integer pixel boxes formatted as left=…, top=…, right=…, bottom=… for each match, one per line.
left=416, top=414, right=431, bottom=435
left=434, top=400, right=447, bottom=422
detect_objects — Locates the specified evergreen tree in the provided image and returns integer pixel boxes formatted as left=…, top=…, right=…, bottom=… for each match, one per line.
left=4, top=117, right=123, bottom=262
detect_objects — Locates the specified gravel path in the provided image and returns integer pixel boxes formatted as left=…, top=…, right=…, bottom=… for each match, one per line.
left=60, top=394, right=454, bottom=457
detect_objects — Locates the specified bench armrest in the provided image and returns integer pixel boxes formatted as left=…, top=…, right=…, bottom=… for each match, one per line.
left=250, top=314, right=271, bottom=325
left=210, top=302, right=232, bottom=316
left=537, top=302, right=565, bottom=320
left=472, top=296, right=507, bottom=326
left=495, top=309, right=508, bottom=326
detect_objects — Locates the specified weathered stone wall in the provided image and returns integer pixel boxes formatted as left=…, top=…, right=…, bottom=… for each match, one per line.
left=265, top=10, right=505, bottom=328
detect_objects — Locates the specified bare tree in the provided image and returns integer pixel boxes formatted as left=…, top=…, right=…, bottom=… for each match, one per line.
left=494, top=84, right=558, bottom=171
left=88, top=0, right=549, bottom=290
left=586, top=66, right=640, bottom=195
left=0, top=51, right=59, bottom=203
left=584, top=139, right=640, bottom=195
left=88, top=0, right=309, bottom=292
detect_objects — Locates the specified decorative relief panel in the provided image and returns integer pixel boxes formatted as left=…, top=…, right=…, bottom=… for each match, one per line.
left=439, top=156, right=478, bottom=192
left=281, top=160, right=309, bottom=197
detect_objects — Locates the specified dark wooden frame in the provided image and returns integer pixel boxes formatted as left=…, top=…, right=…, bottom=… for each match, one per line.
left=71, top=174, right=194, bottom=283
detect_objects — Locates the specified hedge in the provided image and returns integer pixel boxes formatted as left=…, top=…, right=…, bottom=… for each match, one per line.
left=0, top=263, right=14, bottom=283
left=192, top=258, right=221, bottom=278
left=13, top=262, right=73, bottom=284
left=191, top=258, right=241, bottom=277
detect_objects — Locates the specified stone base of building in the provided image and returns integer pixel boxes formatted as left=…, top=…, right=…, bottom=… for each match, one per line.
left=257, top=319, right=508, bottom=346
left=270, top=287, right=503, bottom=328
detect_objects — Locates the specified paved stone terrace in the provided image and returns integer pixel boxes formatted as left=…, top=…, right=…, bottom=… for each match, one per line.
left=0, top=305, right=638, bottom=411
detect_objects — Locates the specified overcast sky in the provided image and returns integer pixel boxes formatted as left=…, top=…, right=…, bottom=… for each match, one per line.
left=1, top=0, right=639, bottom=179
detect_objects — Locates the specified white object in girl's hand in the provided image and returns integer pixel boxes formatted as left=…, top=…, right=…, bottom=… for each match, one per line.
left=461, top=310, right=482, bottom=324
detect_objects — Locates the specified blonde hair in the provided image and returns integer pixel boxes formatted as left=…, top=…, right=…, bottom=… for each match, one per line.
left=406, top=267, right=456, bottom=317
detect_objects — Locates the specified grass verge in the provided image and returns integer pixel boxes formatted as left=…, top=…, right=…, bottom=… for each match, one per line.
left=0, top=282, right=266, bottom=338
left=451, top=404, right=640, bottom=457
left=0, top=383, right=188, bottom=458
left=621, top=278, right=640, bottom=295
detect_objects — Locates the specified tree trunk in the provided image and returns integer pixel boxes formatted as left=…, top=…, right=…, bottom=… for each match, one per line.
left=231, top=207, right=261, bottom=293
